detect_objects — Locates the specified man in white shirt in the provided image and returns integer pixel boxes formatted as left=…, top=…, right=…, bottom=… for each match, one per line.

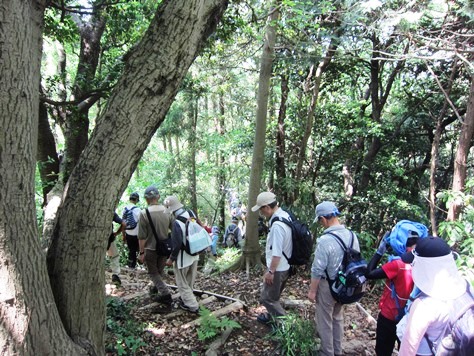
left=251, top=192, right=292, bottom=326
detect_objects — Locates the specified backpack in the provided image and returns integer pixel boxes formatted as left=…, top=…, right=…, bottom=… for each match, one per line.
left=429, top=282, right=474, bottom=356
left=176, top=212, right=211, bottom=256
left=269, top=211, right=313, bottom=266
left=225, top=225, right=238, bottom=248
left=123, top=206, right=138, bottom=230
left=325, top=231, right=368, bottom=304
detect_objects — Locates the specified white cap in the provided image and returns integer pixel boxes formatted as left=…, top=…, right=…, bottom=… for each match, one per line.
left=251, top=192, right=276, bottom=212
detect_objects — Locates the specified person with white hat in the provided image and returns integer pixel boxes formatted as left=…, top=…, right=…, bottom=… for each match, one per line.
left=251, top=191, right=292, bottom=326
left=164, top=195, right=200, bottom=313
left=307, top=201, right=360, bottom=356
left=399, top=236, right=472, bottom=355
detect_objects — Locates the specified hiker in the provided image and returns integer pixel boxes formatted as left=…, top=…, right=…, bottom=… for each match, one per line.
left=307, top=201, right=361, bottom=356
left=164, top=195, right=200, bottom=313
left=251, top=191, right=292, bottom=326
left=137, top=186, right=173, bottom=308
left=210, top=225, right=220, bottom=257
left=399, top=236, right=473, bottom=355
left=365, top=220, right=428, bottom=356
left=107, top=211, right=126, bottom=285
left=122, top=192, right=141, bottom=268
left=223, top=216, right=243, bottom=248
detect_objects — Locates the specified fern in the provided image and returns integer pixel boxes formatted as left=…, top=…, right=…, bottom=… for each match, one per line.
left=197, top=306, right=241, bottom=341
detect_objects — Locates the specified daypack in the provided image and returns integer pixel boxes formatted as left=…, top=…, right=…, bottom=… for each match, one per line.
left=429, top=282, right=474, bottom=356
left=225, top=225, right=238, bottom=247
left=123, top=206, right=138, bottom=230
left=176, top=212, right=211, bottom=256
left=270, top=211, right=313, bottom=266
left=325, top=231, right=368, bottom=304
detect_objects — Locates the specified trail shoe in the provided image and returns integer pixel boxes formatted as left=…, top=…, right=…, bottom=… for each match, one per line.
left=156, top=294, right=172, bottom=305
left=257, top=313, right=273, bottom=325
left=149, top=285, right=158, bottom=295
left=178, top=300, right=199, bottom=314
left=111, top=274, right=121, bottom=286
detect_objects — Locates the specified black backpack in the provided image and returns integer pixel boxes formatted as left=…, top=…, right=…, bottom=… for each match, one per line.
left=123, top=206, right=138, bottom=230
left=270, top=211, right=313, bottom=266
left=428, top=282, right=474, bottom=355
left=325, top=231, right=367, bottom=304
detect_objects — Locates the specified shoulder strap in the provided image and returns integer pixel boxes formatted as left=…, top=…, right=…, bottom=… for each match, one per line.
left=325, top=231, right=354, bottom=251
left=269, top=215, right=291, bottom=228
left=176, top=215, right=188, bottom=224
left=145, top=208, right=159, bottom=243
left=229, top=225, right=238, bottom=233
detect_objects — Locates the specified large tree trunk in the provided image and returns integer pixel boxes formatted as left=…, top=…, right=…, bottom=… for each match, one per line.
left=0, top=1, right=228, bottom=355
left=0, top=1, right=85, bottom=354
left=243, top=2, right=279, bottom=268
left=447, top=77, right=474, bottom=221
left=62, top=5, right=107, bottom=182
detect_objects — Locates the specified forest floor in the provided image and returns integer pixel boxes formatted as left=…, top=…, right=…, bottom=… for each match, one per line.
left=105, top=259, right=391, bottom=356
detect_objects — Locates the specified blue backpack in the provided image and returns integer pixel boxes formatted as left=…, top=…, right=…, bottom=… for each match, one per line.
left=123, top=206, right=138, bottom=230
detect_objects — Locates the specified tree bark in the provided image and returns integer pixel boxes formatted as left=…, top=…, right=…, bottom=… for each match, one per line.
left=0, top=1, right=85, bottom=354
left=243, top=1, right=279, bottom=268
left=447, top=77, right=474, bottom=221
left=274, top=74, right=289, bottom=202
left=1, top=1, right=230, bottom=355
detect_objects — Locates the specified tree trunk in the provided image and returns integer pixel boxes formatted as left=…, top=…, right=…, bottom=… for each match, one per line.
left=274, top=74, right=288, bottom=202
left=62, top=6, right=107, bottom=182
left=0, top=1, right=229, bottom=355
left=447, top=77, right=474, bottom=221
left=217, top=92, right=226, bottom=228
left=0, top=1, right=85, bottom=354
left=37, top=98, right=60, bottom=204
left=243, top=2, right=279, bottom=268
left=189, top=93, right=199, bottom=213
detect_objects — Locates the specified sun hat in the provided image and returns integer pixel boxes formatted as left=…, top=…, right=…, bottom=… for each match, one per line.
left=130, top=192, right=140, bottom=202
left=401, top=236, right=465, bottom=300
left=163, top=195, right=183, bottom=213
left=313, top=201, right=340, bottom=223
left=251, top=192, right=277, bottom=212
left=144, top=186, right=159, bottom=199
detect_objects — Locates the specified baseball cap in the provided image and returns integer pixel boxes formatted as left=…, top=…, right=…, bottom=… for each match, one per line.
left=144, top=185, right=159, bottom=199
left=130, top=192, right=140, bottom=202
left=251, top=192, right=277, bottom=212
left=313, top=201, right=340, bottom=223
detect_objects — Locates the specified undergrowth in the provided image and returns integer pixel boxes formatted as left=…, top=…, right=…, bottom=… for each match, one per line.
left=106, top=297, right=146, bottom=355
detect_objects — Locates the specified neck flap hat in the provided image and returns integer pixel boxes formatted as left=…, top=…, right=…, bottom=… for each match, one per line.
left=401, top=236, right=465, bottom=300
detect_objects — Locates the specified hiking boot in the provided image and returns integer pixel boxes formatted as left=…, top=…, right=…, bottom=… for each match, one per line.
left=257, top=313, right=273, bottom=325
left=111, top=274, right=121, bottom=286
left=178, top=300, right=199, bottom=314
left=156, top=294, right=172, bottom=305
left=149, top=285, right=158, bottom=295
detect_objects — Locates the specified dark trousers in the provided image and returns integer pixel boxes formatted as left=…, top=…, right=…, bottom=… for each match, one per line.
left=376, top=312, right=399, bottom=356
left=126, top=234, right=139, bottom=268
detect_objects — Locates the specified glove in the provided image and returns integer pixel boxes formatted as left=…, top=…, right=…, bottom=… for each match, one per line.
left=376, top=232, right=390, bottom=256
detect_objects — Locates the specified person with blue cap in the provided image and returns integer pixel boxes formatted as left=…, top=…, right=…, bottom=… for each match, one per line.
left=365, top=220, right=428, bottom=355
left=307, top=201, right=361, bottom=356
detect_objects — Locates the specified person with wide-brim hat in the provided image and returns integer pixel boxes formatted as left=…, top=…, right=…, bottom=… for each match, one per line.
left=399, top=236, right=471, bottom=355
